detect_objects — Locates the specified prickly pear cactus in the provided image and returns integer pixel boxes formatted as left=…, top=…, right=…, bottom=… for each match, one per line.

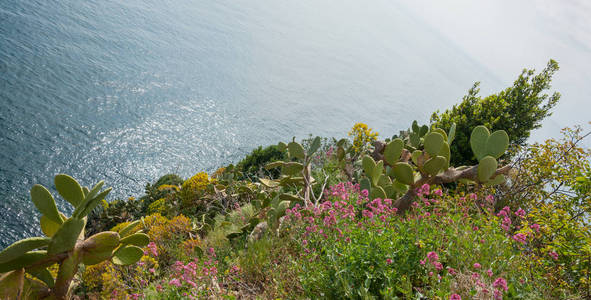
left=0, top=174, right=149, bottom=299
left=362, top=122, right=510, bottom=206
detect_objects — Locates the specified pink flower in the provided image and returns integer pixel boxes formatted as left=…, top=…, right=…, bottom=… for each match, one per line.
left=434, top=262, right=443, bottom=271
left=427, top=251, right=439, bottom=263
left=433, top=189, right=443, bottom=196
left=493, top=277, right=508, bottom=291
left=169, top=278, right=182, bottom=287
left=512, top=233, right=527, bottom=244
left=386, top=258, right=393, bottom=264
left=429, top=271, right=434, bottom=277
left=450, top=294, right=461, bottom=300
left=473, top=263, right=481, bottom=269
left=549, top=251, right=559, bottom=260
left=487, top=269, right=494, bottom=277
left=146, top=242, right=158, bottom=257
left=447, top=267, right=457, bottom=275
left=530, top=223, right=540, bottom=233
left=420, top=259, right=426, bottom=265
left=515, top=208, right=526, bottom=217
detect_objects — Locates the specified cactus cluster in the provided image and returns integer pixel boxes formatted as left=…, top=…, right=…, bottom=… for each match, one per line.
left=261, top=136, right=323, bottom=206
left=363, top=122, right=509, bottom=206
left=0, top=174, right=149, bottom=299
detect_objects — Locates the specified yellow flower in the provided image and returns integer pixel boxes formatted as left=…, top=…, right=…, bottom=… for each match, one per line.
left=348, top=122, right=378, bottom=153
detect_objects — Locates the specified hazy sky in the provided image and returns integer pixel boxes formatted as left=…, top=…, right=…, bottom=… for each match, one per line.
left=400, top=0, right=591, bottom=141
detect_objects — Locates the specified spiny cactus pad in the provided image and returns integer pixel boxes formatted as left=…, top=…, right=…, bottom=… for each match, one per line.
left=55, top=174, right=84, bottom=208
left=0, top=237, right=50, bottom=264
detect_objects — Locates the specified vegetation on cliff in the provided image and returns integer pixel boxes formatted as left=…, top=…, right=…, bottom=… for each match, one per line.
left=1, top=60, right=590, bottom=299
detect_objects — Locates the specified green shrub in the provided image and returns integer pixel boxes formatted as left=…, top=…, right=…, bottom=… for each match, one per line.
left=236, top=145, right=286, bottom=179
left=430, top=59, right=560, bottom=166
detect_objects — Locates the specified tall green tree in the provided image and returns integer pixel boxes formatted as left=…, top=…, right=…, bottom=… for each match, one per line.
left=430, top=59, right=560, bottom=166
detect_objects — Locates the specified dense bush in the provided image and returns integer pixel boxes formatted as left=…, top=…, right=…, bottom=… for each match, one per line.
left=430, top=59, right=560, bottom=166
left=236, top=145, right=286, bottom=180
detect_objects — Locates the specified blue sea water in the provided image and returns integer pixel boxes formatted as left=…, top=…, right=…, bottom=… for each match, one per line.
left=1, top=0, right=590, bottom=247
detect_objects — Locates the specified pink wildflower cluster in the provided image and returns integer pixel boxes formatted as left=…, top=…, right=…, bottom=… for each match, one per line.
left=159, top=248, right=220, bottom=298
left=493, top=277, right=508, bottom=299
left=145, top=242, right=158, bottom=257
left=423, top=251, right=443, bottom=271
left=497, top=206, right=512, bottom=232
left=512, top=233, right=528, bottom=244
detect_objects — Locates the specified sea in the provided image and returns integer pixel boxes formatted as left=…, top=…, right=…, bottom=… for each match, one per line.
left=1, top=0, right=590, bottom=247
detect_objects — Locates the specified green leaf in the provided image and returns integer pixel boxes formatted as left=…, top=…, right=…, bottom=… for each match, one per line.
left=279, top=193, right=303, bottom=203
left=281, top=162, right=304, bottom=176
left=423, top=132, right=444, bottom=157
left=0, top=269, right=24, bottom=298
left=419, top=125, right=429, bottom=137
left=447, top=123, right=456, bottom=144
left=40, top=215, right=62, bottom=238
left=112, top=246, right=144, bottom=266
left=411, top=120, right=419, bottom=133
left=378, top=174, right=392, bottom=188
left=72, top=181, right=104, bottom=219
left=264, top=161, right=285, bottom=170
left=0, top=237, right=51, bottom=264
left=438, top=142, right=450, bottom=170
left=307, top=136, right=322, bottom=156
left=287, top=142, right=305, bottom=160
left=277, top=142, right=287, bottom=152
left=337, top=146, right=346, bottom=161
left=54, top=174, right=84, bottom=208
left=484, top=174, right=506, bottom=186
left=371, top=161, right=384, bottom=187
left=259, top=178, right=280, bottom=188
left=0, top=251, right=47, bottom=273
left=431, top=128, right=448, bottom=142
left=423, top=156, right=446, bottom=176
left=487, top=130, right=509, bottom=159
left=26, top=267, right=54, bottom=287
left=362, top=156, right=376, bottom=177
left=477, top=156, right=498, bottom=183
left=392, top=163, right=414, bottom=185
left=360, top=178, right=371, bottom=195
left=384, top=138, right=404, bottom=166
left=30, top=185, right=62, bottom=225
left=369, top=186, right=387, bottom=200
left=409, top=132, right=420, bottom=148
left=120, top=233, right=150, bottom=248
left=82, top=232, right=120, bottom=266
left=118, top=220, right=141, bottom=238
left=470, top=126, right=490, bottom=161
left=78, top=187, right=112, bottom=218
left=411, top=150, right=421, bottom=165
left=47, top=217, right=85, bottom=255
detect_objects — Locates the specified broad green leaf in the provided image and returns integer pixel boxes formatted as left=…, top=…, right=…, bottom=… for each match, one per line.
left=120, top=233, right=149, bottom=248
left=54, top=174, right=84, bottom=208
left=0, top=237, right=50, bottom=264
left=30, top=185, right=62, bottom=225
left=384, top=138, right=404, bottom=165
left=392, top=163, right=414, bottom=185
left=47, top=218, right=85, bottom=255
left=423, top=132, right=444, bottom=157
left=287, top=142, right=305, bottom=160
left=477, top=156, right=498, bottom=183
left=112, top=246, right=143, bottom=266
